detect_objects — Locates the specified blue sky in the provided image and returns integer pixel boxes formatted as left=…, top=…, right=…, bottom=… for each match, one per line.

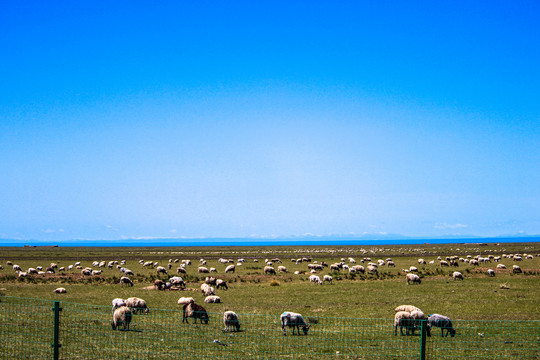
left=1, top=1, right=539, bottom=241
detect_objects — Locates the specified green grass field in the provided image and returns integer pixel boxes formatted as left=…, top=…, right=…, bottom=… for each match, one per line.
left=1, top=242, right=539, bottom=359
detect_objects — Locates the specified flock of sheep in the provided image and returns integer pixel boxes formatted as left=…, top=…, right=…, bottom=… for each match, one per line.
left=394, top=305, right=456, bottom=337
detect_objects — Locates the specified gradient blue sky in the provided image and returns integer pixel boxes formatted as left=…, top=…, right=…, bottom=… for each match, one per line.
left=1, top=1, right=539, bottom=241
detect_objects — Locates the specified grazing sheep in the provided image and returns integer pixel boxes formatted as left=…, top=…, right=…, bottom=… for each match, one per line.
left=216, top=279, right=228, bottom=290
left=418, top=259, right=426, bottom=265
left=512, top=265, right=522, bottom=273
left=487, top=269, right=495, bottom=277
left=91, top=270, right=102, bottom=276
left=352, top=265, right=365, bottom=273
left=224, top=265, right=235, bottom=273
left=410, top=310, right=430, bottom=335
left=201, top=283, right=215, bottom=296
left=53, top=287, right=66, bottom=294
left=204, top=295, right=221, bottom=303
left=409, top=266, right=418, bottom=272
left=453, top=271, right=464, bottom=280
left=440, top=260, right=449, bottom=267
left=497, top=264, right=506, bottom=269
left=169, top=276, right=186, bottom=288
left=309, top=275, right=322, bottom=284
left=154, top=279, right=166, bottom=290
left=112, top=298, right=127, bottom=313
left=177, top=297, right=195, bottom=305
left=123, top=269, right=134, bottom=276
left=176, top=267, right=186, bottom=274
left=394, top=305, right=422, bottom=313
left=198, top=266, right=210, bottom=273
left=264, top=266, right=276, bottom=275
left=126, top=297, right=149, bottom=314
left=210, top=267, right=217, bottom=273
left=323, top=275, right=333, bottom=284
left=205, top=276, right=217, bottom=285
left=394, top=311, right=414, bottom=336
left=223, top=311, right=241, bottom=332
left=81, top=268, right=92, bottom=276
left=406, top=273, right=421, bottom=285
left=277, top=266, right=288, bottom=273
left=280, top=312, right=310, bottom=335
left=387, top=261, right=395, bottom=267
left=120, top=276, right=133, bottom=287
left=156, top=266, right=168, bottom=275
left=367, top=265, right=378, bottom=274
left=428, top=314, right=456, bottom=337
left=111, top=306, right=132, bottom=331
left=182, top=303, right=209, bottom=324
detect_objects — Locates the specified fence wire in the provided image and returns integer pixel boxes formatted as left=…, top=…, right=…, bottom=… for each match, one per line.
left=0, top=296, right=539, bottom=359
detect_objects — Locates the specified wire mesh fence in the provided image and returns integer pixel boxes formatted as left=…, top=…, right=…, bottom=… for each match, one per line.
left=0, top=296, right=539, bottom=359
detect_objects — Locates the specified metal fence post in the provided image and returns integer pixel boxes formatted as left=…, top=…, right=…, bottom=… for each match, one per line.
left=52, top=301, right=62, bottom=360
left=420, top=319, right=427, bottom=360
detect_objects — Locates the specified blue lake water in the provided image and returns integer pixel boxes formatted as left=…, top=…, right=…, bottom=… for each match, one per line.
left=1, top=236, right=539, bottom=247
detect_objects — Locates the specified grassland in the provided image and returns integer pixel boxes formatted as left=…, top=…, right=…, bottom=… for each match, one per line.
left=1, top=242, right=540, bottom=359
left=1, top=242, right=539, bottom=320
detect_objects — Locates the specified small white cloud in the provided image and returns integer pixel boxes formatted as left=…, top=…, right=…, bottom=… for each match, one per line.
left=105, top=225, right=119, bottom=232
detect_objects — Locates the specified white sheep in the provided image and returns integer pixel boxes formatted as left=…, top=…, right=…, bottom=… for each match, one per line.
left=177, top=297, right=195, bottom=305
left=323, top=275, right=333, bottom=284
left=126, top=297, right=149, bottom=314
left=201, top=283, right=215, bottom=296
left=453, top=271, right=464, bottom=280
left=277, top=266, right=288, bottom=273
left=394, top=311, right=414, bottom=336
left=512, top=265, right=522, bottom=273
left=198, top=266, right=209, bottom=273
left=280, top=312, right=310, bottom=335
left=309, top=275, right=322, bottom=284
left=428, top=314, right=456, bottom=337
left=223, top=311, right=241, bottom=331
left=394, top=305, right=422, bottom=313
left=225, top=265, right=235, bottom=273
left=53, top=287, right=66, bottom=294
left=204, top=295, right=221, bottom=303
left=496, top=264, right=506, bottom=269
left=169, top=276, right=185, bottom=288
left=112, top=298, right=127, bottom=313
left=487, top=269, right=495, bottom=277
left=156, top=266, right=168, bottom=275
left=111, top=306, right=132, bottom=331
left=406, top=273, right=421, bottom=285
left=264, top=266, right=276, bottom=275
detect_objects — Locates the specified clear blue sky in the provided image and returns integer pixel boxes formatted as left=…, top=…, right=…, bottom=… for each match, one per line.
left=1, top=1, right=539, bottom=241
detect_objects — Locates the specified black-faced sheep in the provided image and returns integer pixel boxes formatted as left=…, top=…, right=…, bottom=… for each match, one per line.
left=280, top=312, right=309, bottom=335
left=120, top=276, right=133, bottom=287
left=453, top=271, right=464, bottom=280
left=111, top=306, right=132, bottom=331
left=182, top=303, right=209, bottom=324
left=223, top=311, right=241, bottom=332
left=216, top=279, right=228, bottom=290
left=198, top=266, right=209, bottom=273
left=428, top=314, right=456, bottom=337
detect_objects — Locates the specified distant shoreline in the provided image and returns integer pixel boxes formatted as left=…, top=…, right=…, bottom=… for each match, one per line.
left=1, top=236, right=539, bottom=247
